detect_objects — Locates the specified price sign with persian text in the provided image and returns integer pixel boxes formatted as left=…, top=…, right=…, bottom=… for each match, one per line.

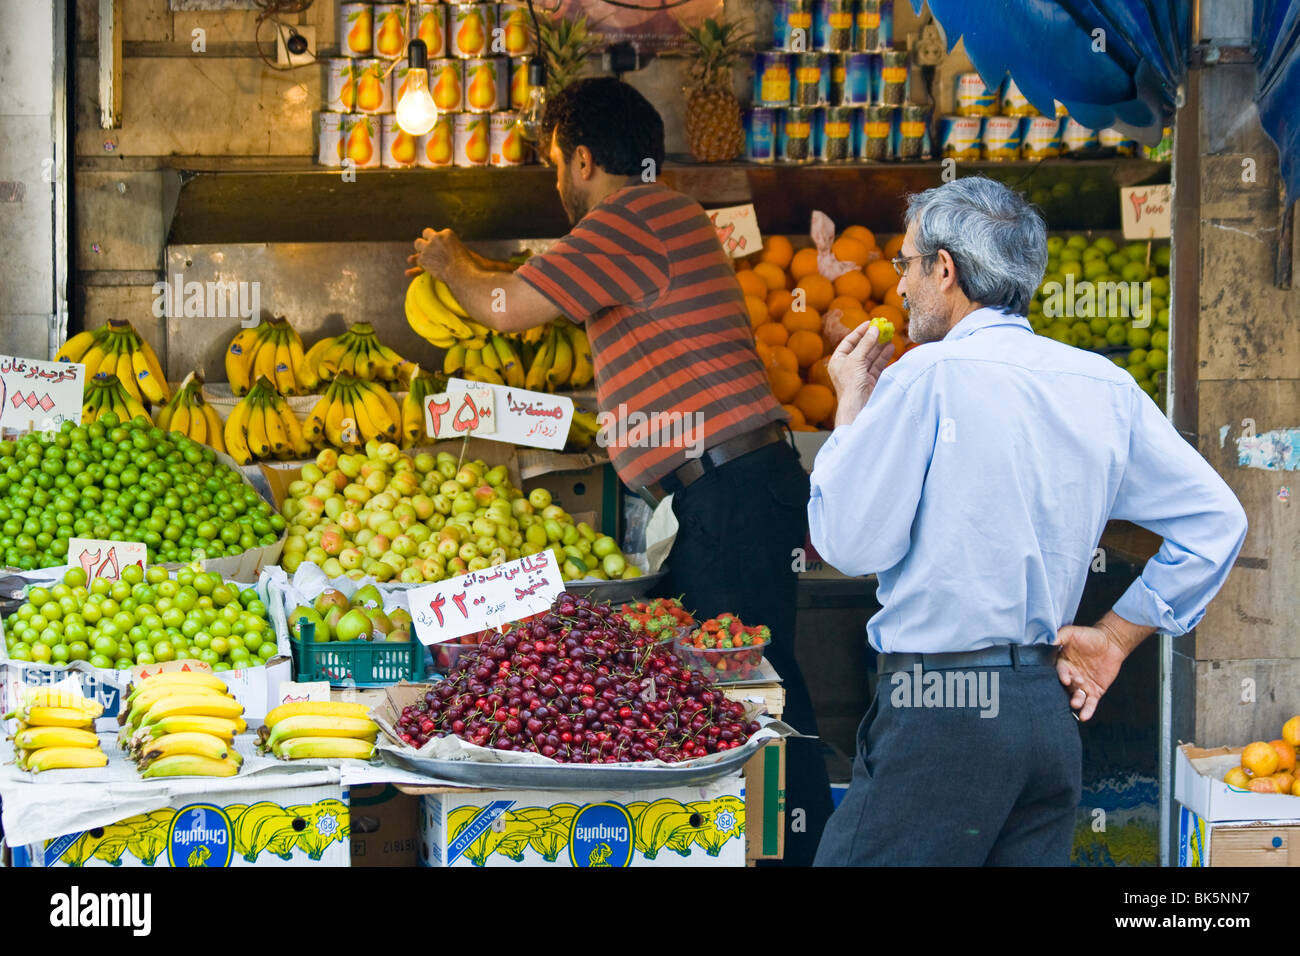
left=427, top=381, right=573, bottom=451
left=0, top=355, right=84, bottom=434
left=408, top=550, right=563, bottom=644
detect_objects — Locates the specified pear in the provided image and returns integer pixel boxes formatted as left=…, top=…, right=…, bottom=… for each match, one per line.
left=366, top=609, right=394, bottom=638
left=324, top=605, right=346, bottom=639
left=335, top=608, right=374, bottom=643
left=315, top=589, right=349, bottom=616
left=289, top=605, right=328, bottom=643
left=387, top=608, right=413, bottom=643
left=352, top=584, right=383, bottom=610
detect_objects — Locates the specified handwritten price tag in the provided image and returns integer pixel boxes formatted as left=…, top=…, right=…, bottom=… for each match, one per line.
left=1120, top=185, right=1171, bottom=240
left=425, top=381, right=496, bottom=439
left=707, top=203, right=763, bottom=258
left=430, top=382, right=573, bottom=451
left=408, top=549, right=563, bottom=645
left=67, top=538, right=147, bottom=582
left=0, top=355, right=84, bottom=435
left=277, top=680, right=331, bottom=704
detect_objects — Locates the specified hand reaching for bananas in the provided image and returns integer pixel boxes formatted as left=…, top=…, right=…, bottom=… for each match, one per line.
left=407, top=227, right=466, bottom=277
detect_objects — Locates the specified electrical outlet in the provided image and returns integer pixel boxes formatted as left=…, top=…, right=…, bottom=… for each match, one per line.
left=914, top=20, right=945, bottom=66
left=276, top=24, right=316, bottom=67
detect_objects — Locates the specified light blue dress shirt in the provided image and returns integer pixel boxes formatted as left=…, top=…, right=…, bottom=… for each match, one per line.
left=808, top=307, right=1248, bottom=654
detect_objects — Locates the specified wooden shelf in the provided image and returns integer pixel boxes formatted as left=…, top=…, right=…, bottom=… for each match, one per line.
left=152, top=156, right=1168, bottom=244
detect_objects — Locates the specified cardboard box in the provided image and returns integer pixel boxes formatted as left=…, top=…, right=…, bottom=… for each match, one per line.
left=743, top=738, right=785, bottom=861
left=1175, top=743, right=1300, bottom=823
left=416, top=774, right=745, bottom=867
left=348, top=783, right=420, bottom=867
left=9, top=784, right=349, bottom=867
left=1178, top=806, right=1300, bottom=866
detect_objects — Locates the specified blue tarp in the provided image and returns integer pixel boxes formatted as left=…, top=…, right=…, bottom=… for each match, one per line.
left=914, top=0, right=1300, bottom=201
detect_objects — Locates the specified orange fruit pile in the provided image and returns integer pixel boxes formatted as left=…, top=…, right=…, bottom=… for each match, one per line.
left=744, top=227, right=915, bottom=430
left=1222, top=717, right=1300, bottom=795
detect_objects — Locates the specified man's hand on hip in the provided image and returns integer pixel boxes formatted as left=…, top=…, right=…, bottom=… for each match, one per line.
left=827, top=321, right=895, bottom=427
left=1054, top=611, right=1154, bottom=721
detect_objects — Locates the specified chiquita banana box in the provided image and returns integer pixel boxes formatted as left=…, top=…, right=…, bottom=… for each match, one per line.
left=418, top=774, right=746, bottom=867
left=12, top=786, right=349, bottom=867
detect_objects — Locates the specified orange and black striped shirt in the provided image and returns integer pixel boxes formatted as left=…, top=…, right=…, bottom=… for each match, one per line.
left=516, top=183, right=786, bottom=490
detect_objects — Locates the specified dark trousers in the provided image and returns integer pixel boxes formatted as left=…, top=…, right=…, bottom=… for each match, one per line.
left=651, top=438, right=834, bottom=867
left=814, top=661, right=1081, bottom=866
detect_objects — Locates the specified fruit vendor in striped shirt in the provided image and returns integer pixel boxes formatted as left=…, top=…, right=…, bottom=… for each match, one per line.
left=411, top=77, right=833, bottom=865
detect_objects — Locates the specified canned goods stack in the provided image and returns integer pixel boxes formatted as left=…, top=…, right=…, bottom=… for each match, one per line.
left=746, top=1, right=934, bottom=164
left=936, top=71, right=1138, bottom=162
left=318, top=1, right=535, bottom=168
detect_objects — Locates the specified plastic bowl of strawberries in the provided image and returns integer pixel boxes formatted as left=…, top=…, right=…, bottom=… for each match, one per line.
left=673, top=615, right=771, bottom=682
left=618, top=597, right=696, bottom=648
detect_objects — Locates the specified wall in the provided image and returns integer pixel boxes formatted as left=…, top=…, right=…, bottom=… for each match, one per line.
left=0, top=0, right=61, bottom=360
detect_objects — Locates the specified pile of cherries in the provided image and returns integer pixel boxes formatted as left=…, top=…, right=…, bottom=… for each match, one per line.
left=395, top=592, right=760, bottom=763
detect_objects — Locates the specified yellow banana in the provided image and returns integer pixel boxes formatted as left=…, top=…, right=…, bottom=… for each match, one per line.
left=547, top=326, right=573, bottom=388
left=142, top=693, right=243, bottom=726
left=223, top=399, right=254, bottom=464
left=56, top=329, right=100, bottom=363
left=272, top=736, right=375, bottom=760
left=131, top=671, right=228, bottom=698
left=19, top=688, right=104, bottom=715
left=130, top=342, right=168, bottom=404
left=25, top=747, right=108, bottom=773
left=145, top=715, right=240, bottom=741
left=261, top=396, right=289, bottom=456
left=15, top=707, right=95, bottom=729
left=251, top=333, right=279, bottom=384
left=303, top=335, right=335, bottom=383
left=492, top=334, right=525, bottom=387
left=272, top=329, right=296, bottom=395
left=317, top=335, right=353, bottom=379
left=349, top=388, right=386, bottom=443
left=200, top=400, right=226, bottom=453
left=169, top=401, right=191, bottom=440
left=225, top=327, right=259, bottom=396
left=465, top=365, right=505, bottom=385
left=265, top=715, right=379, bottom=748
left=138, top=338, right=171, bottom=399
left=245, top=399, right=271, bottom=458
left=479, top=339, right=502, bottom=370
left=287, top=329, right=314, bottom=392
left=13, top=726, right=100, bottom=750
left=566, top=323, right=594, bottom=388
left=434, top=278, right=471, bottom=319
left=154, top=396, right=176, bottom=430
left=362, top=380, right=402, bottom=434
left=141, top=753, right=239, bottom=778
left=275, top=399, right=311, bottom=457
left=407, top=273, right=473, bottom=339
left=304, top=392, right=331, bottom=445
left=80, top=339, right=112, bottom=379
left=443, top=345, right=467, bottom=376
left=115, top=348, right=141, bottom=402
left=263, top=701, right=373, bottom=728
left=323, top=385, right=350, bottom=447
left=525, top=327, right=555, bottom=391
left=137, top=732, right=231, bottom=765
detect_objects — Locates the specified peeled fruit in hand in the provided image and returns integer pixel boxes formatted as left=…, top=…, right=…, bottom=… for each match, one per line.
left=868, top=316, right=894, bottom=345
left=1223, top=766, right=1251, bottom=789
left=1241, top=740, right=1280, bottom=777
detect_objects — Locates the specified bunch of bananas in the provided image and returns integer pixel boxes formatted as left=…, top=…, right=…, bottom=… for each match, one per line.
left=406, top=272, right=497, bottom=349
left=442, top=331, right=526, bottom=387
left=223, top=376, right=313, bottom=465
left=304, top=372, right=401, bottom=450
left=225, top=317, right=315, bottom=396
left=82, top=371, right=150, bottom=423
left=401, top=363, right=449, bottom=447
left=117, top=671, right=246, bottom=778
left=59, top=319, right=171, bottom=407
left=305, top=322, right=410, bottom=385
left=255, top=701, right=378, bottom=760
left=565, top=407, right=602, bottom=451
left=154, top=375, right=226, bottom=453
left=5, top=687, right=108, bottom=773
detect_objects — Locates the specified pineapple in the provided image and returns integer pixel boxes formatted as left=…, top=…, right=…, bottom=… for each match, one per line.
left=538, top=13, right=601, bottom=97
left=681, top=17, right=753, bottom=163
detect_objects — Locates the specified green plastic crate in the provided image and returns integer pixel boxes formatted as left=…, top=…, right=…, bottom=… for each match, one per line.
left=289, top=636, right=424, bottom=687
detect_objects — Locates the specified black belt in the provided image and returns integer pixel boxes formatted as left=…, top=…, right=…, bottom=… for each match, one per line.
left=876, top=644, right=1058, bottom=673
left=637, top=422, right=788, bottom=507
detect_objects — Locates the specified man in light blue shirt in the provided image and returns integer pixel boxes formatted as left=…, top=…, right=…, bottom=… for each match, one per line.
left=810, top=177, right=1246, bottom=866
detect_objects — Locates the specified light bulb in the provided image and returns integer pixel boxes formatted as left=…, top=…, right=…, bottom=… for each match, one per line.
left=396, top=38, right=438, bottom=136
left=519, top=86, right=546, bottom=142
left=396, top=68, right=439, bottom=136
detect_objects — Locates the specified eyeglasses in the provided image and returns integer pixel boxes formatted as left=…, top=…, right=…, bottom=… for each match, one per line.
left=891, top=254, right=933, bottom=277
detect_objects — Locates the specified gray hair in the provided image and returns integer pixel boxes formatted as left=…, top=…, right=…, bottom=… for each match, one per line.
left=904, top=177, right=1047, bottom=315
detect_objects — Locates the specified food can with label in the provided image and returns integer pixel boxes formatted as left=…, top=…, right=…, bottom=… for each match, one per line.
left=793, top=53, right=825, bottom=107
left=354, top=59, right=393, bottom=114
left=1021, top=115, right=1063, bottom=159
left=454, top=111, right=491, bottom=165
left=1001, top=77, right=1037, bottom=116
left=982, top=115, right=1022, bottom=160
left=326, top=58, right=361, bottom=112
left=879, top=49, right=907, bottom=106
left=373, top=4, right=408, bottom=58
left=509, top=56, right=531, bottom=110
left=430, top=58, right=464, bottom=112
left=415, top=4, right=447, bottom=58
left=745, top=108, right=776, bottom=163
left=859, top=104, right=892, bottom=160
left=316, top=112, right=344, bottom=167
left=382, top=114, right=420, bottom=167
left=954, top=72, right=999, bottom=116
left=1098, top=128, right=1138, bottom=157
left=818, top=105, right=854, bottom=162
left=839, top=52, right=872, bottom=105
left=490, top=112, right=526, bottom=165
left=497, top=3, right=531, bottom=56
left=896, top=103, right=928, bottom=160
left=773, top=0, right=815, bottom=51
left=753, top=51, right=793, bottom=108
left=463, top=57, right=507, bottom=112
left=854, top=0, right=890, bottom=52
left=339, top=3, right=374, bottom=57
left=340, top=114, right=381, bottom=168
left=391, top=59, right=417, bottom=105
left=937, top=115, right=983, bottom=161
left=777, top=107, right=815, bottom=164
left=816, top=0, right=854, bottom=52
left=417, top=113, right=456, bottom=167
left=1060, top=117, right=1097, bottom=152
left=451, top=4, right=491, bottom=58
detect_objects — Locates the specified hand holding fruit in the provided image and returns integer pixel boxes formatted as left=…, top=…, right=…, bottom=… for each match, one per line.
left=826, top=318, right=895, bottom=426
left=408, top=227, right=466, bottom=278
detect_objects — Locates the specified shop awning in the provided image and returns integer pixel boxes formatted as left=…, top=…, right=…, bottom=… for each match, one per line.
left=914, top=0, right=1300, bottom=202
